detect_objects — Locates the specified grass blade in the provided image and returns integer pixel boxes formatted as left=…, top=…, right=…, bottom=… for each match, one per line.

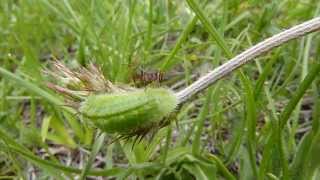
left=0, top=67, right=62, bottom=106
left=80, top=132, right=106, bottom=179
left=161, top=16, right=198, bottom=71
left=185, top=0, right=233, bottom=58
left=241, top=75, right=258, bottom=177
left=192, top=88, right=214, bottom=155
left=279, top=62, right=320, bottom=129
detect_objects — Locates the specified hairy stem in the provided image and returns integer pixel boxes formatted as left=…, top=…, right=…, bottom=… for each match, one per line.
left=176, top=17, right=320, bottom=104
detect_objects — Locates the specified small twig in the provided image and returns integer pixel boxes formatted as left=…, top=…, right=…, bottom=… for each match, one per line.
left=176, top=17, right=320, bottom=104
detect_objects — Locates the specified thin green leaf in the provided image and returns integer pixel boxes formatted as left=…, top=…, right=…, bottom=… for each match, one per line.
left=279, top=62, right=320, bottom=129
left=185, top=0, right=233, bottom=58
left=0, top=67, right=62, bottom=107
left=240, top=74, right=258, bottom=177
left=80, top=132, right=106, bottom=179
left=161, top=16, right=198, bottom=71
left=192, top=88, right=214, bottom=155
left=40, top=116, right=51, bottom=142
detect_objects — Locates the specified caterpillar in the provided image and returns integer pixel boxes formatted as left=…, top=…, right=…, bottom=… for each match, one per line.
left=79, top=88, right=178, bottom=136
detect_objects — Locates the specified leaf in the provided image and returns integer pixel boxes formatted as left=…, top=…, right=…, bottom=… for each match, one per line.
left=161, top=16, right=198, bottom=71
left=41, top=116, right=52, bottom=142
left=164, top=147, right=190, bottom=165
left=241, top=74, right=258, bottom=177
left=279, top=62, right=320, bottom=129
left=185, top=0, right=233, bottom=58
left=183, top=163, right=210, bottom=180
left=0, top=67, right=63, bottom=106
left=205, top=154, right=236, bottom=180
left=192, top=88, right=214, bottom=155
left=49, top=115, right=77, bottom=149
left=0, top=128, right=123, bottom=177
left=80, top=132, right=106, bottom=179
left=278, top=62, right=320, bottom=179
left=183, top=155, right=217, bottom=180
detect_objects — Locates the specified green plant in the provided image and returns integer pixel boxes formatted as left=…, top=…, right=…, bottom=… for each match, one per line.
left=1, top=1, right=320, bottom=179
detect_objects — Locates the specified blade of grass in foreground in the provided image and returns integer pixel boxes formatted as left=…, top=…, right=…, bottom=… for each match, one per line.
left=0, top=67, right=85, bottom=143
left=185, top=0, right=233, bottom=58
left=0, top=128, right=123, bottom=176
left=205, top=154, right=236, bottom=180
left=240, top=74, right=258, bottom=177
left=279, top=62, right=320, bottom=129
left=278, top=62, right=320, bottom=179
left=160, top=16, right=198, bottom=71
left=80, top=132, right=106, bottom=179
left=161, top=124, right=173, bottom=164
left=0, top=67, right=62, bottom=107
left=186, top=1, right=252, bottom=168
left=192, top=87, right=214, bottom=155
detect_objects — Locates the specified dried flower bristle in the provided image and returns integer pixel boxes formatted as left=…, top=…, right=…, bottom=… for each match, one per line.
left=44, top=60, right=136, bottom=102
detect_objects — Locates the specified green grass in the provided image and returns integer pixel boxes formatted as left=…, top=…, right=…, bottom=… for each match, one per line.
left=1, top=0, right=320, bottom=179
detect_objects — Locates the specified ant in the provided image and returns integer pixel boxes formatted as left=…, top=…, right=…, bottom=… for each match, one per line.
left=132, top=69, right=165, bottom=86
left=127, top=59, right=165, bottom=86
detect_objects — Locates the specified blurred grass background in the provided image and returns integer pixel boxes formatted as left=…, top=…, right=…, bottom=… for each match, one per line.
left=1, top=0, right=320, bottom=179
